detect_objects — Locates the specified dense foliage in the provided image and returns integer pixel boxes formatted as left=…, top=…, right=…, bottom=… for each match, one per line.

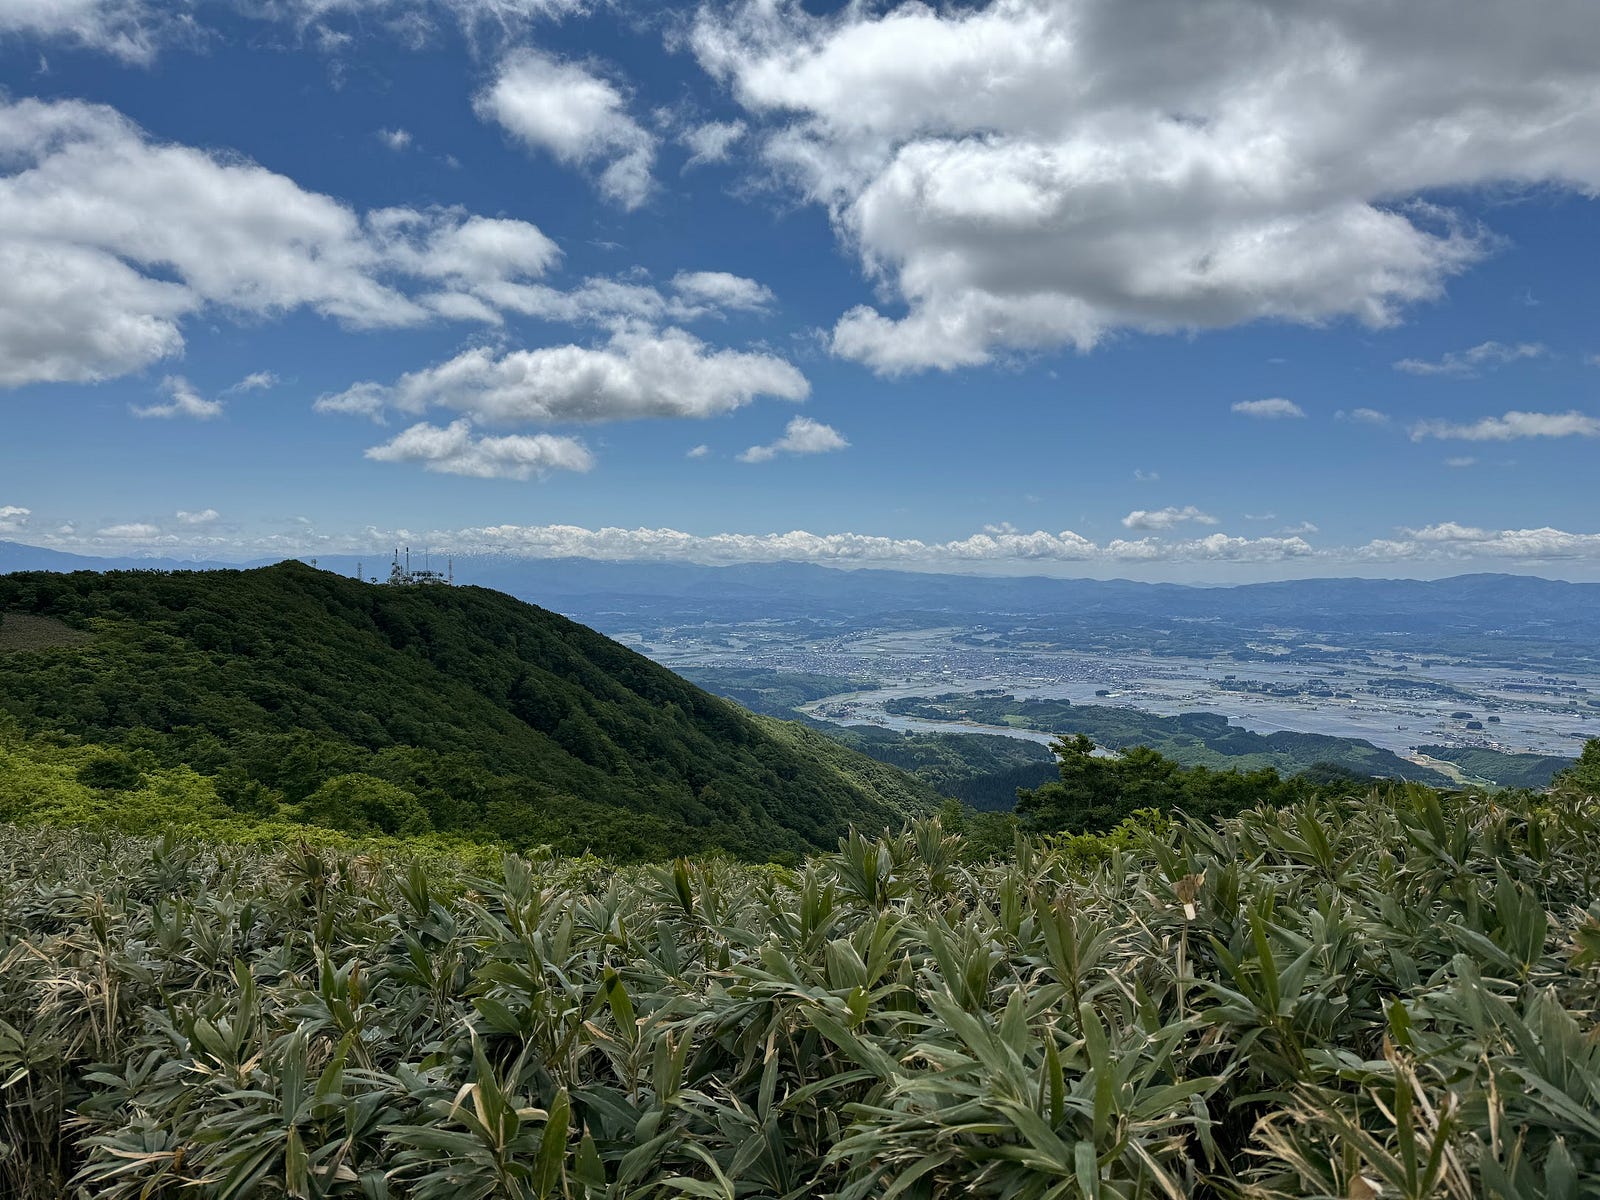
left=1015, top=734, right=1337, bottom=835
left=0, top=567, right=935, bottom=861
left=3, top=779, right=1599, bottom=1198
left=1555, top=738, right=1600, bottom=795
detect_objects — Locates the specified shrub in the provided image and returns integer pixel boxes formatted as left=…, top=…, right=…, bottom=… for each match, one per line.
left=74, top=752, right=142, bottom=791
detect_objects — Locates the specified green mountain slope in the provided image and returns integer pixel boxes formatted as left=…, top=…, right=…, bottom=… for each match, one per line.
left=0, top=564, right=936, bottom=859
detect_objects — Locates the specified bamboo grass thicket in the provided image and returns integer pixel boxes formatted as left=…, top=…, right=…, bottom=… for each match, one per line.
left=1, top=784, right=1598, bottom=1198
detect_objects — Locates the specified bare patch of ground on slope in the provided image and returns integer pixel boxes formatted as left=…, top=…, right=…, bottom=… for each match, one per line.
left=0, top=612, right=92, bottom=653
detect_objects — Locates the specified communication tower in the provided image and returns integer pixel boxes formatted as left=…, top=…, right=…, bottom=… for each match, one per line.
left=384, top=546, right=453, bottom=586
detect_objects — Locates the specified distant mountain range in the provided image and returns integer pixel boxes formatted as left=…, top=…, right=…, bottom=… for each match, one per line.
left=6, top=540, right=1596, bottom=664
left=0, top=541, right=246, bottom=573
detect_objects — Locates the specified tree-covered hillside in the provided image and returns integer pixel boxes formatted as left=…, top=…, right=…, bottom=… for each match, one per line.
left=0, top=565, right=936, bottom=860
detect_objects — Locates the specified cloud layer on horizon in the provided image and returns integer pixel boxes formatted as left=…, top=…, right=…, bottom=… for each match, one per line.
left=16, top=516, right=1600, bottom=577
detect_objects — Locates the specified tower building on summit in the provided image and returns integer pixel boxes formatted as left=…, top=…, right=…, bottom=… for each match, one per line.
left=386, top=547, right=452, bottom=586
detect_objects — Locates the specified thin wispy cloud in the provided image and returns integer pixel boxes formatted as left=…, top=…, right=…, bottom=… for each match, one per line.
left=131, top=377, right=223, bottom=420
left=1232, top=398, right=1306, bottom=420
left=1122, top=506, right=1219, bottom=531
left=1394, top=340, right=1547, bottom=377
left=1411, top=410, right=1600, bottom=442
left=1339, top=408, right=1390, bottom=426
left=224, top=371, right=278, bottom=394
left=680, top=119, right=745, bottom=168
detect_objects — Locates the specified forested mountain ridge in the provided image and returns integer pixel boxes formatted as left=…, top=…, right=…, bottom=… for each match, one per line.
left=0, top=563, right=938, bottom=860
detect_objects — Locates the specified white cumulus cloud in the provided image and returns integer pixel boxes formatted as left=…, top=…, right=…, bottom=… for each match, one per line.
left=0, top=505, right=31, bottom=534
left=1360, top=523, right=1600, bottom=563
left=738, top=415, right=849, bottom=463
left=693, top=0, right=1600, bottom=373
left=0, top=239, right=189, bottom=388
left=476, top=49, right=656, bottom=209
left=320, top=327, right=809, bottom=425
left=365, top=419, right=595, bottom=480
left=175, top=508, right=220, bottom=524
left=0, top=97, right=561, bottom=388
left=671, top=270, right=774, bottom=312
left=1122, top=506, right=1219, bottom=531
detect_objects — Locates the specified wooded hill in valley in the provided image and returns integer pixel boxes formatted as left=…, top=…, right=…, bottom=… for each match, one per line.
left=885, top=693, right=1456, bottom=785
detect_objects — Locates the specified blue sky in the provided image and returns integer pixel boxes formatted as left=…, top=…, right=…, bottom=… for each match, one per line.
left=2, top=0, right=1598, bottom=581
